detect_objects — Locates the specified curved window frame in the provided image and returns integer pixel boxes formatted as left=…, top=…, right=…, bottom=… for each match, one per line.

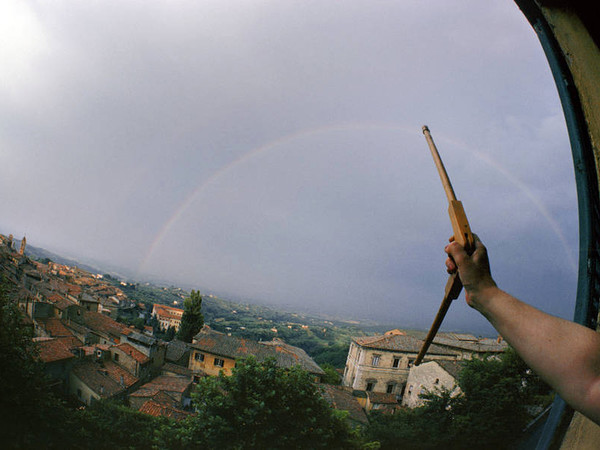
left=516, top=1, right=600, bottom=447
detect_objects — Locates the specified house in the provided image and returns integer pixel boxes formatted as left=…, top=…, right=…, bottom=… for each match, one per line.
left=78, top=292, right=100, bottom=312
left=35, top=317, right=83, bottom=349
left=319, top=384, right=368, bottom=426
left=66, top=309, right=129, bottom=345
left=432, top=332, right=508, bottom=359
left=69, top=359, right=138, bottom=405
left=35, top=337, right=76, bottom=392
left=401, top=360, right=463, bottom=409
left=165, top=339, right=191, bottom=367
left=110, top=342, right=152, bottom=379
left=161, top=362, right=193, bottom=379
left=189, top=326, right=325, bottom=380
left=341, top=330, right=458, bottom=396
left=128, top=375, right=193, bottom=410
left=364, top=391, right=401, bottom=414
left=120, top=330, right=165, bottom=368
left=152, top=303, right=184, bottom=331
left=259, top=338, right=325, bottom=381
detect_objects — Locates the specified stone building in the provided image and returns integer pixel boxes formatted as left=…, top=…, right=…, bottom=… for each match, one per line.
left=189, top=326, right=325, bottom=380
left=432, top=332, right=507, bottom=359
left=401, top=360, right=463, bottom=408
left=152, top=303, right=184, bottom=331
left=341, top=330, right=458, bottom=397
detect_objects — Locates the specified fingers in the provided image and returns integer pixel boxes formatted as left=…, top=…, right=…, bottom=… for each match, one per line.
left=445, top=240, right=467, bottom=261
left=446, top=257, right=457, bottom=274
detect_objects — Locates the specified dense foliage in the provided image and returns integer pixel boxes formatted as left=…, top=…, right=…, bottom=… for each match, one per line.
left=364, top=348, right=552, bottom=450
left=0, top=281, right=66, bottom=447
left=176, top=289, right=204, bottom=343
left=184, top=357, right=359, bottom=449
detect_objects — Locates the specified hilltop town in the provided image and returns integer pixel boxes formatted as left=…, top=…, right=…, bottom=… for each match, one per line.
left=1, top=233, right=552, bottom=448
left=0, top=235, right=506, bottom=414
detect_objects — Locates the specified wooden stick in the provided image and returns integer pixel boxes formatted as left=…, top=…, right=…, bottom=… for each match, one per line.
left=414, top=126, right=474, bottom=366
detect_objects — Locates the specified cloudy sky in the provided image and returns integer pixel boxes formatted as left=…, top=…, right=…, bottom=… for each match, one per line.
left=1, top=1, right=578, bottom=334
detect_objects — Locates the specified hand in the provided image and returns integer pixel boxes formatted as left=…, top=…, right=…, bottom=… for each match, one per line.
left=445, top=234, right=497, bottom=309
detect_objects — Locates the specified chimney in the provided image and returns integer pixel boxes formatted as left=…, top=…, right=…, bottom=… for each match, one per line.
left=497, top=335, right=503, bottom=343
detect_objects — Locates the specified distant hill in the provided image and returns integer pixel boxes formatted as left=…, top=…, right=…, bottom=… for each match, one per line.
left=19, top=240, right=101, bottom=274
left=15, top=238, right=134, bottom=280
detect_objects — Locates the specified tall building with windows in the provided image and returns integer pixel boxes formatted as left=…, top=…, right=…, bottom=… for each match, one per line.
left=341, top=330, right=507, bottom=398
left=342, top=330, right=458, bottom=397
left=152, top=303, right=184, bottom=331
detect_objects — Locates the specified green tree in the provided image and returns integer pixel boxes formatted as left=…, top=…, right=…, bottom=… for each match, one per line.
left=187, top=357, right=359, bottom=449
left=0, top=279, right=68, bottom=447
left=320, top=363, right=342, bottom=385
left=364, top=348, right=551, bottom=450
left=176, top=290, right=204, bottom=343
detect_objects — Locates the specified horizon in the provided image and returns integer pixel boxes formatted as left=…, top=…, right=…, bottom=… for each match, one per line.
left=1, top=1, right=578, bottom=336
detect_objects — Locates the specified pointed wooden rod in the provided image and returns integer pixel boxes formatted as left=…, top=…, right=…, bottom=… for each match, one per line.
left=422, top=126, right=457, bottom=203
left=414, top=126, right=474, bottom=366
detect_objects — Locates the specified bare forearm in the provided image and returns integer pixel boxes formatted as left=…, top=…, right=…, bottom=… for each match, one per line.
left=475, top=286, right=600, bottom=424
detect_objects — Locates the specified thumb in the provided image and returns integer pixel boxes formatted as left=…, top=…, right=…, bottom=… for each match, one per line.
left=445, top=240, right=468, bottom=266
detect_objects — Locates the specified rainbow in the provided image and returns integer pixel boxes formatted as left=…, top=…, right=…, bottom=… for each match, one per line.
left=136, top=122, right=577, bottom=277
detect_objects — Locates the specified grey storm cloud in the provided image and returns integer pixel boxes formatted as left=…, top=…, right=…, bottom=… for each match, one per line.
left=0, top=1, right=578, bottom=334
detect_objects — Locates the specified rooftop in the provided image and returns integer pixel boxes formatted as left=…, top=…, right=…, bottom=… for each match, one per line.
left=153, top=303, right=184, bottom=320
left=436, top=360, right=464, bottom=378
left=79, top=310, right=129, bottom=340
left=367, top=391, right=399, bottom=405
left=353, top=334, right=457, bottom=356
left=433, top=334, right=508, bottom=353
left=71, top=360, right=138, bottom=398
left=130, top=375, right=192, bottom=399
left=114, top=342, right=150, bottom=364
left=191, top=326, right=324, bottom=375
left=319, top=385, right=368, bottom=425
left=125, top=330, right=157, bottom=347
left=138, top=399, right=192, bottom=421
left=36, top=338, right=75, bottom=363
left=165, top=339, right=190, bottom=363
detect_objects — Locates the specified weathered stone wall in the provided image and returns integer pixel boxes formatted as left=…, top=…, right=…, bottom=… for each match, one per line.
left=401, top=361, right=460, bottom=408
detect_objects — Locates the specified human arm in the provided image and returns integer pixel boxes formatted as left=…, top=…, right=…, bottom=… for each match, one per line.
left=445, top=236, right=600, bottom=425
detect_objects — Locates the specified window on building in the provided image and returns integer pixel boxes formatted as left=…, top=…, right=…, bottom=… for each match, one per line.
left=407, top=358, right=415, bottom=368
left=386, top=383, right=395, bottom=394
left=77, top=388, right=82, bottom=399
left=371, top=354, right=380, bottom=366
left=114, top=353, right=119, bottom=362
left=194, top=352, right=205, bottom=362
left=214, top=358, right=225, bottom=367
left=408, top=384, right=413, bottom=395
left=365, top=381, right=375, bottom=392
left=392, top=357, right=400, bottom=368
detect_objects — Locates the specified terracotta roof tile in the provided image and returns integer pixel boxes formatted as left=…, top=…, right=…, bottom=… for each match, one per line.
left=71, top=360, right=138, bottom=398
left=114, top=342, right=150, bottom=364
left=191, top=327, right=324, bottom=375
left=153, top=304, right=184, bottom=321
left=162, top=362, right=192, bottom=377
left=138, top=400, right=192, bottom=421
left=319, top=385, right=368, bottom=424
left=130, top=375, right=192, bottom=399
left=36, top=338, right=75, bottom=363
left=367, top=391, right=399, bottom=405
left=354, top=334, right=457, bottom=356
left=80, top=310, right=129, bottom=339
